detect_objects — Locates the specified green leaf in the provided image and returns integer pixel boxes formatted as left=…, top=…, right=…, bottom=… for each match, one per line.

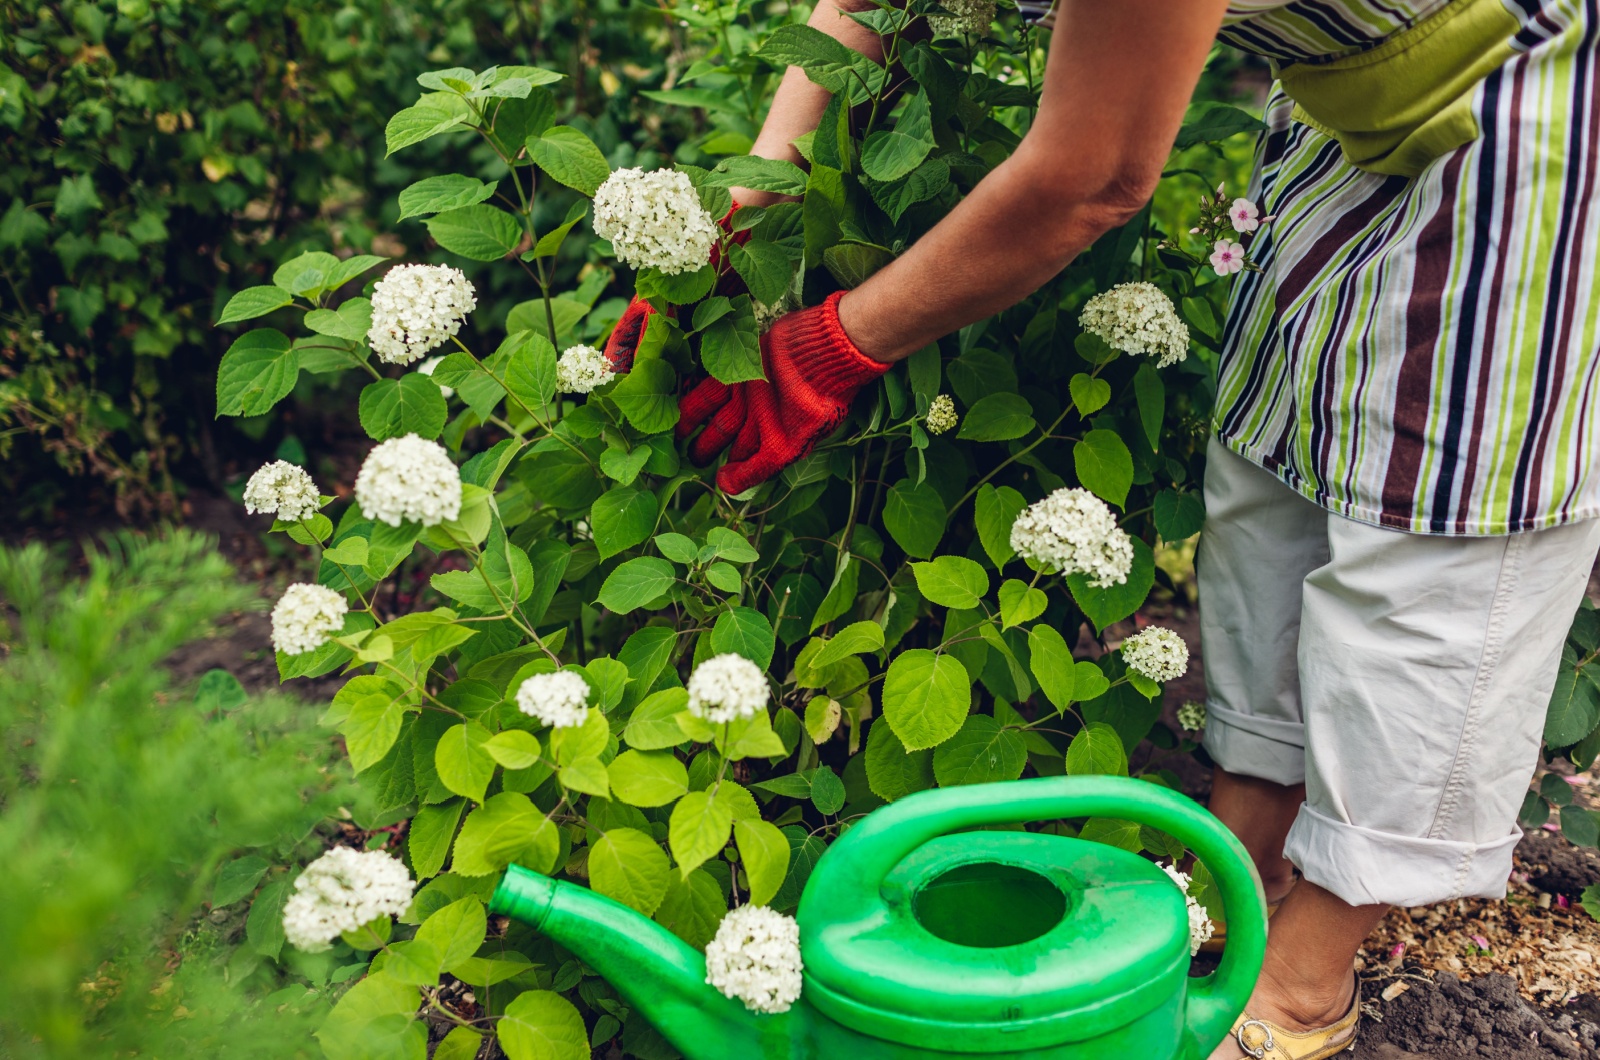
left=386, top=97, right=471, bottom=155
left=668, top=789, right=734, bottom=876
left=881, top=649, right=971, bottom=751
left=711, top=607, right=777, bottom=669
left=453, top=793, right=557, bottom=876
left=756, top=24, right=882, bottom=96
left=1067, top=537, right=1156, bottom=632
left=498, top=990, right=589, bottom=1060
left=727, top=240, right=794, bottom=306
left=655, top=869, right=727, bottom=948
left=341, top=689, right=407, bottom=773
left=558, top=755, right=610, bottom=797
left=1027, top=624, right=1078, bottom=712
left=246, top=879, right=290, bottom=959
left=598, top=557, right=676, bottom=614
left=1079, top=817, right=1144, bottom=854
left=1066, top=721, right=1129, bottom=776
left=1560, top=805, right=1600, bottom=849
left=315, top=973, right=426, bottom=1060
left=530, top=200, right=588, bottom=259
left=216, top=329, right=298, bottom=417
left=611, top=357, right=680, bottom=433
left=956, top=393, right=1034, bottom=443
left=359, top=375, right=448, bottom=441
left=272, top=251, right=340, bottom=297
left=327, top=255, right=388, bottom=292
left=416, top=896, right=487, bottom=973
left=620, top=626, right=680, bottom=688
left=1546, top=645, right=1600, bottom=747
left=1153, top=489, right=1206, bottom=541
left=550, top=706, right=608, bottom=764
left=430, top=538, right=535, bottom=611
left=865, top=719, right=935, bottom=801
left=435, top=1028, right=484, bottom=1060
left=998, top=579, right=1047, bottom=629
left=1173, top=101, right=1267, bottom=149
left=436, top=722, right=497, bottom=803
left=706, top=526, right=761, bottom=563
left=1073, top=429, right=1134, bottom=508
left=811, top=554, right=859, bottom=631
left=1582, top=882, right=1600, bottom=922
left=304, top=297, right=372, bottom=343
left=1074, top=661, right=1111, bottom=701
left=735, top=818, right=791, bottom=906
left=213, top=855, right=270, bottom=907
left=591, top=487, right=658, bottom=560
left=860, top=92, right=934, bottom=183
left=706, top=156, right=811, bottom=195
left=822, top=242, right=895, bottom=288
left=700, top=299, right=764, bottom=384
left=398, top=174, right=497, bottom=220
left=526, top=126, right=610, bottom=196
left=218, top=285, right=294, bottom=324
left=625, top=690, right=691, bottom=750
left=408, top=800, right=466, bottom=879
left=975, top=485, right=1026, bottom=568
left=608, top=749, right=689, bottom=807
left=933, top=714, right=1027, bottom=786
left=1133, top=363, right=1165, bottom=451
left=485, top=730, right=542, bottom=770
left=589, top=828, right=673, bottom=915
left=427, top=205, right=522, bottom=262
left=911, top=555, right=989, bottom=609
left=497, top=330, right=559, bottom=419
left=811, top=621, right=885, bottom=669
left=883, top=479, right=947, bottom=559
left=1069, top=373, right=1112, bottom=416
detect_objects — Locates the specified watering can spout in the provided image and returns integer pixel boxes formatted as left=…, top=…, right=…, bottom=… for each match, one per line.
left=491, top=865, right=784, bottom=1059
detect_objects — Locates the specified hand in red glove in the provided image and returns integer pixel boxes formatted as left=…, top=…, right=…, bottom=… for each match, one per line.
left=602, top=203, right=749, bottom=374
left=676, top=291, right=890, bottom=495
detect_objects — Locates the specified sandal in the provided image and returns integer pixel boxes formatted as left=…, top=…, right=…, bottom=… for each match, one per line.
left=1228, top=984, right=1360, bottom=1060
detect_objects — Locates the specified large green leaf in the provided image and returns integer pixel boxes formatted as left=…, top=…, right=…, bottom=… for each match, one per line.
left=881, top=649, right=970, bottom=751
left=865, top=718, right=935, bottom=801
left=359, top=374, right=448, bottom=441
left=598, top=557, right=676, bottom=614
left=860, top=91, right=934, bottom=183
left=1073, top=429, right=1134, bottom=508
left=727, top=240, right=794, bottom=306
left=883, top=479, right=947, bottom=559
left=958, top=392, right=1035, bottom=442
left=932, top=715, right=1026, bottom=786
left=427, top=204, right=522, bottom=262
left=314, top=973, right=427, bottom=1060
left=700, top=299, right=764, bottom=384
left=216, top=329, right=298, bottom=417
left=1027, top=624, right=1078, bottom=712
left=756, top=24, right=882, bottom=96
left=975, top=484, right=1027, bottom=568
left=591, top=487, right=658, bottom=559
left=398, top=174, right=498, bottom=220
left=1173, top=102, right=1267, bottom=148
left=435, top=722, right=497, bottom=802
left=407, top=800, right=466, bottom=879
left=1067, top=537, right=1156, bottom=632
left=452, top=792, right=557, bottom=876
left=607, top=750, right=689, bottom=808
left=1066, top=722, right=1129, bottom=776
left=526, top=126, right=610, bottom=196
left=611, top=357, right=679, bottom=433
left=1546, top=645, right=1600, bottom=747
left=498, top=991, right=589, bottom=1060
left=589, top=828, right=672, bottom=915
left=734, top=818, right=791, bottom=906
left=711, top=606, right=777, bottom=669
left=218, top=285, right=294, bottom=324
left=385, top=95, right=471, bottom=155
left=668, top=790, right=734, bottom=876
left=911, top=555, right=989, bottom=610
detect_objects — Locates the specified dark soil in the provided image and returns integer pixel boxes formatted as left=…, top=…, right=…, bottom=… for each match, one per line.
left=1350, top=975, right=1599, bottom=1059
left=1518, top=829, right=1600, bottom=903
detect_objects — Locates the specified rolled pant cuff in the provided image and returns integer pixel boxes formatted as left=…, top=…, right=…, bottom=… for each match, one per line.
left=1201, top=701, right=1306, bottom=786
left=1284, top=803, right=1520, bottom=907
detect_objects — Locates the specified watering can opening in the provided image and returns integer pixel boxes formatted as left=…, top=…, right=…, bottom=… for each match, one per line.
left=912, top=861, right=1068, bottom=949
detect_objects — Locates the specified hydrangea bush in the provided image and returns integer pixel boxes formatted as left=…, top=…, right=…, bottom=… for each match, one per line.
left=216, top=5, right=1272, bottom=1055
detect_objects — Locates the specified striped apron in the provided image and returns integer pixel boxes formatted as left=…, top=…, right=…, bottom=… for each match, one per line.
left=1024, top=0, right=1600, bottom=536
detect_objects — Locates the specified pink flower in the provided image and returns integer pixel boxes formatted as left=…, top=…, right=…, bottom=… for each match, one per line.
left=1229, top=197, right=1260, bottom=233
left=1210, top=239, right=1246, bottom=275
left=1471, top=935, right=1490, bottom=950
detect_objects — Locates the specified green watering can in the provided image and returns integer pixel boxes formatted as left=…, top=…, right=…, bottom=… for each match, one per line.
left=491, top=775, right=1266, bottom=1059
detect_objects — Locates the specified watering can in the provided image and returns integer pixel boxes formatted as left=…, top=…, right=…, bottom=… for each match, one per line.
left=490, top=775, right=1266, bottom=1059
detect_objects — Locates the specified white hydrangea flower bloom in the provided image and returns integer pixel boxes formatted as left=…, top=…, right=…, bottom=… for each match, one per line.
left=353, top=434, right=462, bottom=527
left=1008, top=487, right=1135, bottom=589
left=556, top=344, right=615, bottom=394
left=686, top=653, right=769, bottom=723
left=271, top=583, right=348, bottom=655
left=243, top=460, right=321, bottom=523
left=1176, top=701, right=1207, bottom=733
left=924, top=394, right=958, bottom=435
left=281, top=847, right=415, bottom=953
left=1162, top=862, right=1215, bottom=956
left=1120, top=626, right=1189, bottom=683
left=366, top=264, right=477, bottom=366
left=929, top=0, right=997, bottom=37
left=416, top=354, right=453, bottom=398
left=704, top=905, right=804, bottom=1014
left=592, top=167, right=718, bottom=275
left=1079, top=281, right=1190, bottom=368
left=516, top=670, right=592, bottom=729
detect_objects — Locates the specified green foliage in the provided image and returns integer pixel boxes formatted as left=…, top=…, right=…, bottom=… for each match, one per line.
left=1527, top=599, right=1600, bottom=859
left=0, top=531, right=345, bottom=1056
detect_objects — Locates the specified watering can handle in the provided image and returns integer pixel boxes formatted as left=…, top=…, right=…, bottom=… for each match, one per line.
left=802, top=775, right=1265, bottom=1052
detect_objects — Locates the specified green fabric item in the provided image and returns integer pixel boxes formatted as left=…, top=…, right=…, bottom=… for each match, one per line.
left=1276, top=0, right=1520, bottom=177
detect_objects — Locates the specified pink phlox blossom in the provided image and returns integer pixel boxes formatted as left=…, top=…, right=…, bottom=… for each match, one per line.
left=1229, top=197, right=1260, bottom=233
left=1210, top=239, right=1246, bottom=276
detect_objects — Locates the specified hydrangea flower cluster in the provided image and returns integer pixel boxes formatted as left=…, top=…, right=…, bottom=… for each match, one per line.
left=556, top=344, right=615, bottom=394
left=704, top=905, right=804, bottom=1014
left=1161, top=862, right=1215, bottom=956
left=928, top=0, right=997, bottom=37
left=281, top=847, right=415, bottom=953
left=243, top=460, right=321, bottom=523
left=515, top=670, right=592, bottom=729
left=1176, top=701, right=1208, bottom=733
left=1078, top=282, right=1190, bottom=368
left=686, top=653, right=769, bottom=723
left=271, top=583, right=348, bottom=655
left=1120, top=626, right=1189, bottom=683
left=353, top=434, right=462, bottom=527
left=1008, top=488, right=1135, bottom=588
left=592, top=167, right=718, bottom=275
left=924, top=394, right=958, bottom=435
left=367, top=264, right=477, bottom=365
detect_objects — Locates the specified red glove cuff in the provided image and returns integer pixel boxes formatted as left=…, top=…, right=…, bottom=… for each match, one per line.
left=773, top=291, right=890, bottom=397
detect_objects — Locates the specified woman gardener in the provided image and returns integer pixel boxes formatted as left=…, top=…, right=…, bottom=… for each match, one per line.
left=610, top=0, right=1600, bottom=1056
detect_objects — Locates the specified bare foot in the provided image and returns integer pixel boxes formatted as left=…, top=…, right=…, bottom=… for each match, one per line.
left=1205, top=968, right=1358, bottom=1060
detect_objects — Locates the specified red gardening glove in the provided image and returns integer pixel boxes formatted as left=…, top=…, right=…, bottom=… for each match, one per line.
left=603, top=203, right=751, bottom=374
left=676, top=291, right=890, bottom=494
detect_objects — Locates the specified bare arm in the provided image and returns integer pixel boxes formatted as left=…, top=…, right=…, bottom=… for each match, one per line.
left=838, top=0, right=1232, bottom=362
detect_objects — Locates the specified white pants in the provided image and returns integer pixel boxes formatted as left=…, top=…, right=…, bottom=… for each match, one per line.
left=1198, top=440, right=1600, bottom=908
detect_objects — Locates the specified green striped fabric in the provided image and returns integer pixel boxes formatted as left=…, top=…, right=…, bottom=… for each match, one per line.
left=1214, top=0, right=1600, bottom=535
